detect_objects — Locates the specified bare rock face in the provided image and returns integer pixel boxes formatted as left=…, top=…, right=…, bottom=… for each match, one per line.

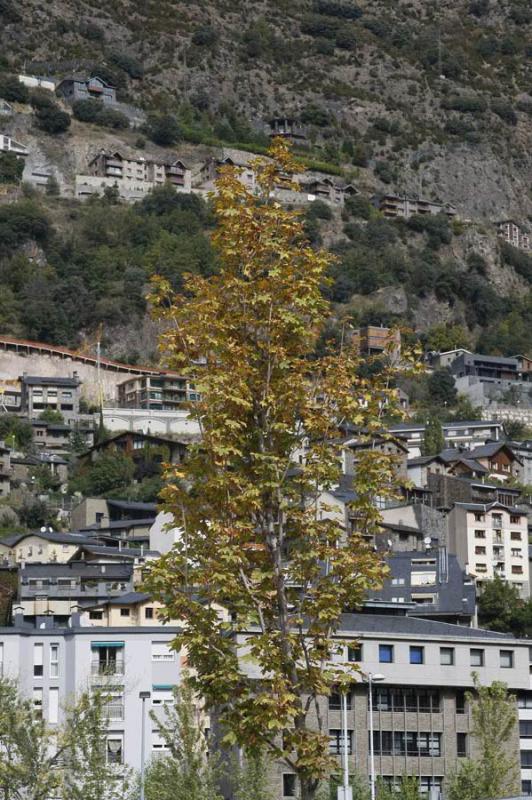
left=364, top=286, right=409, bottom=315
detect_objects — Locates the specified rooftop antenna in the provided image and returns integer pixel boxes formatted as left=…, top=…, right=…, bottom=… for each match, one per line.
left=424, top=536, right=432, bottom=551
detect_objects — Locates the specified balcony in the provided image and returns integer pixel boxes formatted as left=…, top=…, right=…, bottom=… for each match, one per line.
left=90, top=660, right=124, bottom=677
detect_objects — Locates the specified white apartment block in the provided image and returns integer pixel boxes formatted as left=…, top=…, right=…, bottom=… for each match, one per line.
left=0, top=622, right=182, bottom=773
left=448, top=502, right=529, bottom=597
left=0, top=134, right=28, bottom=157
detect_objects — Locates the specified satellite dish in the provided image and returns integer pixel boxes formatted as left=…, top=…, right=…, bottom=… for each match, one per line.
left=387, top=539, right=393, bottom=548
left=40, top=526, right=46, bottom=533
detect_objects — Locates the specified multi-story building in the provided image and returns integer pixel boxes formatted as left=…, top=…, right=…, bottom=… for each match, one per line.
left=236, top=612, right=528, bottom=799
left=117, top=373, right=199, bottom=411
left=388, top=420, right=503, bottom=458
left=0, top=530, right=100, bottom=567
left=56, top=75, right=117, bottom=105
left=266, top=117, right=308, bottom=144
left=0, top=134, right=28, bottom=157
left=450, top=352, right=522, bottom=383
left=20, top=373, right=81, bottom=422
left=448, top=502, right=529, bottom=596
left=497, top=220, right=530, bottom=251
left=354, top=325, right=401, bottom=357
left=77, top=151, right=191, bottom=202
left=0, top=619, right=182, bottom=772
left=372, top=194, right=457, bottom=220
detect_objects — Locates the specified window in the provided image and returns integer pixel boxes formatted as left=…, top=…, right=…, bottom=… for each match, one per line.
left=457, top=732, right=467, bottom=757
left=145, top=607, right=154, bottom=620
left=49, top=687, right=59, bottom=724
left=500, top=650, right=514, bottom=668
left=475, top=546, right=486, bottom=555
left=419, top=777, right=442, bottom=795
left=511, top=531, right=522, bottom=541
left=33, top=687, right=43, bottom=717
left=379, top=644, right=394, bottom=663
left=152, top=686, right=175, bottom=706
left=512, top=565, right=523, bottom=574
left=152, top=730, right=170, bottom=755
left=283, top=775, right=296, bottom=797
left=475, top=530, right=486, bottom=538
left=474, top=513, right=485, bottom=522
left=521, top=721, right=532, bottom=738
left=50, top=644, right=59, bottom=678
left=91, top=643, right=124, bottom=675
left=511, top=548, right=522, bottom=557
left=151, top=642, right=174, bottom=662
left=120, top=608, right=130, bottom=617
left=440, top=647, right=454, bottom=665
left=372, top=731, right=441, bottom=757
left=522, top=781, right=532, bottom=796
left=372, top=688, right=440, bottom=713
left=475, top=564, right=487, bottom=573
left=456, top=690, right=466, bottom=713
left=106, top=737, right=123, bottom=765
left=522, top=751, right=532, bottom=768
left=347, top=644, right=362, bottom=662
left=391, top=578, right=405, bottom=585
left=89, top=610, right=103, bottom=620
left=410, top=646, right=424, bottom=665
left=510, top=515, right=521, bottom=524
left=33, top=643, right=43, bottom=677
left=470, top=648, right=484, bottom=667
left=329, top=690, right=351, bottom=711
left=518, top=693, right=532, bottom=709
left=329, top=729, right=353, bottom=755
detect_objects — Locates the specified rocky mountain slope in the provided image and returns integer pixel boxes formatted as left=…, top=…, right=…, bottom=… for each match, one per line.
left=0, top=0, right=531, bottom=359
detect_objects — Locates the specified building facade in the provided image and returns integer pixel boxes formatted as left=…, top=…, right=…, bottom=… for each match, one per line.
left=20, top=373, right=81, bottom=422
left=117, top=373, right=198, bottom=411
left=497, top=220, right=530, bottom=251
left=372, top=195, right=457, bottom=220
left=448, top=502, right=529, bottom=597
left=56, top=75, right=117, bottom=105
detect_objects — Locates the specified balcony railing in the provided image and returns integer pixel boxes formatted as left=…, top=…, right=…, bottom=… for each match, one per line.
left=90, top=660, right=124, bottom=676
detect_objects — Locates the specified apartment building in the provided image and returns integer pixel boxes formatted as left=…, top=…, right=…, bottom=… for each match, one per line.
left=77, top=151, right=191, bottom=201
left=0, top=440, right=11, bottom=497
left=20, top=373, right=81, bottom=422
left=0, top=530, right=99, bottom=567
left=372, top=194, right=457, bottom=220
left=236, top=613, right=528, bottom=799
left=448, top=502, right=529, bottom=597
left=497, top=220, right=530, bottom=251
left=0, top=621, right=182, bottom=772
left=117, top=373, right=198, bottom=411
left=388, top=420, right=503, bottom=458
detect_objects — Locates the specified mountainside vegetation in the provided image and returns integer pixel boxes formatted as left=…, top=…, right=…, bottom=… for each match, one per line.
left=0, top=0, right=531, bottom=362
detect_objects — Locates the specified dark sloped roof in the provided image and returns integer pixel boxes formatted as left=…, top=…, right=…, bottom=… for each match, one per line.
left=81, top=518, right=155, bottom=532
left=21, top=562, right=133, bottom=579
left=107, top=591, right=151, bottom=605
left=0, top=531, right=100, bottom=548
left=107, top=500, right=157, bottom=513
left=339, top=612, right=513, bottom=640
left=22, top=376, right=80, bottom=386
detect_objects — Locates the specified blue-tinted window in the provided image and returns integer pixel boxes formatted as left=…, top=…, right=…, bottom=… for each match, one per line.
left=410, top=646, right=424, bottom=665
left=379, top=644, right=394, bottom=663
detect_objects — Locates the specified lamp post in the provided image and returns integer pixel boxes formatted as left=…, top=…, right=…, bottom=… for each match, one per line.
left=365, top=673, right=386, bottom=800
left=139, top=690, right=151, bottom=800
left=340, top=688, right=352, bottom=800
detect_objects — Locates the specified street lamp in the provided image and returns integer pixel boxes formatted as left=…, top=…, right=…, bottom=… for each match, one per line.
left=365, top=673, right=386, bottom=800
left=139, top=691, right=151, bottom=800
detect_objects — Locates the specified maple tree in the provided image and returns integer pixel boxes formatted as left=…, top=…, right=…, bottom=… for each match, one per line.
left=146, top=140, right=416, bottom=800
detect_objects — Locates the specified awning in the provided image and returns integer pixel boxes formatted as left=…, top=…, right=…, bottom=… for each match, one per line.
left=90, top=641, right=124, bottom=648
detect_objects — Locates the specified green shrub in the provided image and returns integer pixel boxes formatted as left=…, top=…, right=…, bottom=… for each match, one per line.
left=363, top=18, right=391, bottom=38
left=441, top=94, right=487, bottom=113
left=0, top=74, right=28, bottom=103
left=491, top=100, right=517, bottom=125
left=335, top=26, right=357, bottom=50
left=374, top=160, right=394, bottom=184
left=0, top=0, right=20, bottom=22
left=468, top=0, right=489, bottom=16
left=345, top=194, right=373, bottom=220
left=79, top=21, right=104, bottom=40
left=301, top=13, right=339, bottom=38
left=306, top=200, right=333, bottom=221
left=147, top=113, right=181, bottom=145
left=314, top=0, right=362, bottom=18
left=109, top=51, right=144, bottom=78
left=509, top=4, right=531, bottom=23
left=72, top=99, right=128, bottom=130
left=192, top=25, right=218, bottom=46
left=300, top=104, right=331, bottom=126
left=0, top=201, right=49, bottom=256
left=314, top=37, right=335, bottom=54
left=34, top=102, right=71, bottom=134
left=96, top=107, right=129, bottom=129
left=407, top=214, right=452, bottom=249
left=72, top=99, right=102, bottom=123
left=0, top=151, right=24, bottom=184
left=500, top=242, right=532, bottom=280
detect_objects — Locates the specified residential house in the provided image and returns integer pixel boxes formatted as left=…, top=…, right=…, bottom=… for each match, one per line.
left=71, top=497, right=157, bottom=531
left=266, top=117, right=308, bottom=144
left=77, top=150, right=191, bottom=201
left=511, top=440, right=532, bottom=485
left=342, top=434, right=409, bottom=481
left=387, top=420, right=503, bottom=458
left=79, top=591, right=172, bottom=627
left=497, top=220, right=530, bottom=251
left=0, top=134, right=28, bottom=157
left=447, top=502, right=529, bottom=596
left=10, top=452, right=68, bottom=488
left=365, top=549, right=476, bottom=626
left=16, top=561, right=135, bottom=622
left=427, top=348, right=472, bottom=369
left=354, top=325, right=401, bottom=357
left=117, top=373, right=198, bottom=411
left=0, top=378, right=21, bottom=412
left=303, top=176, right=359, bottom=206
left=31, top=420, right=93, bottom=455
left=450, top=352, right=522, bottom=383
left=79, top=431, right=188, bottom=470
left=372, top=194, right=457, bottom=220
left=56, top=75, right=117, bottom=105
left=426, top=473, right=521, bottom=509
left=196, top=149, right=257, bottom=193
left=463, top=441, right=522, bottom=482
left=0, top=530, right=99, bottom=568
left=377, top=503, right=448, bottom=551
left=20, top=373, right=81, bottom=422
